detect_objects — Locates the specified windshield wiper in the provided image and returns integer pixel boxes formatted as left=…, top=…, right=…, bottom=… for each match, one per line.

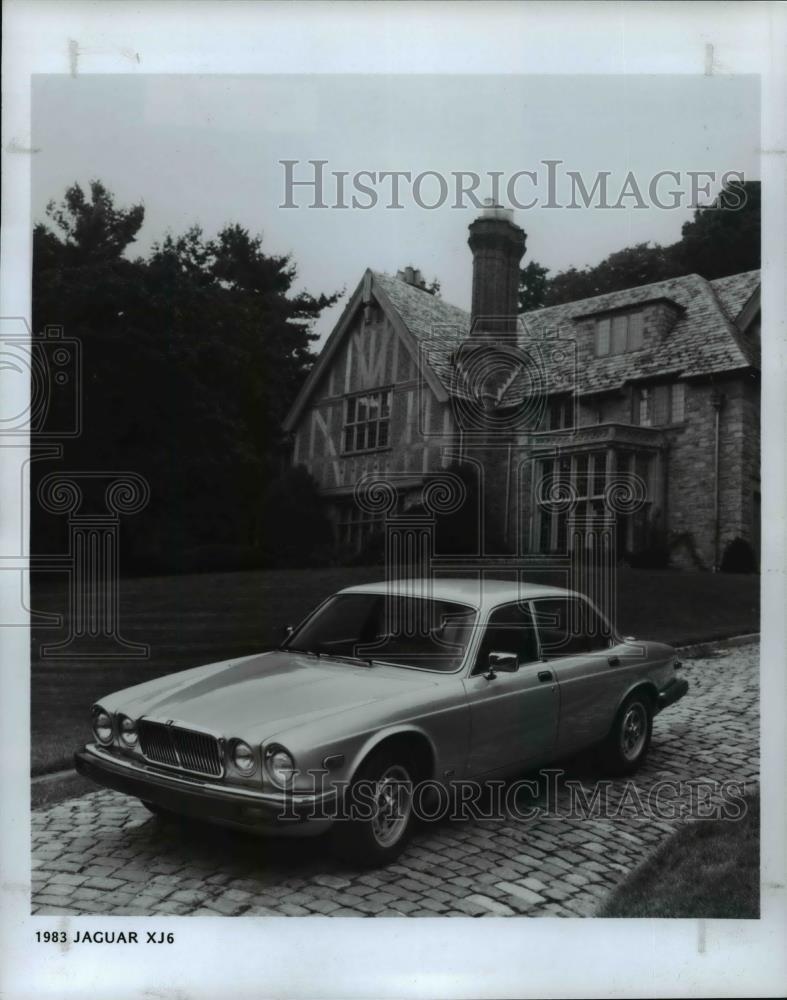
left=279, top=646, right=320, bottom=656
left=318, top=652, right=374, bottom=668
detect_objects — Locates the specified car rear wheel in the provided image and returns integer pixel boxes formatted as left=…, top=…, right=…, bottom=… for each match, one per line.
left=602, top=692, right=653, bottom=775
left=331, top=749, right=414, bottom=867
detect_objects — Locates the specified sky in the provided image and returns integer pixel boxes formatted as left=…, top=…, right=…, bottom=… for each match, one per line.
left=32, top=73, right=760, bottom=344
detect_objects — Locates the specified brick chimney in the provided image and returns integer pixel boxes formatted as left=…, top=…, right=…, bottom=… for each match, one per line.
left=468, top=201, right=526, bottom=341
left=458, top=201, right=527, bottom=555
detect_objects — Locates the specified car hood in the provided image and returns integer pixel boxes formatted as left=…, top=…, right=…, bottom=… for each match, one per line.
left=102, top=650, right=440, bottom=741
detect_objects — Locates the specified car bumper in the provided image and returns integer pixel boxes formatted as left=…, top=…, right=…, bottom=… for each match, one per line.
left=74, top=744, right=336, bottom=837
left=657, top=677, right=689, bottom=711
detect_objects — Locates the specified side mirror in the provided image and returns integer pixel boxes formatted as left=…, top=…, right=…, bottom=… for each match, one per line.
left=484, top=651, right=519, bottom=679
left=281, top=624, right=294, bottom=640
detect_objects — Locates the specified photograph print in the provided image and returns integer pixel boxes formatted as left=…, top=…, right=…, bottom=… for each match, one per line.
left=23, top=68, right=764, bottom=928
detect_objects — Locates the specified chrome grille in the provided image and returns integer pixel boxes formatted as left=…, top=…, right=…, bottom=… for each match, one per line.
left=138, top=720, right=223, bottom=777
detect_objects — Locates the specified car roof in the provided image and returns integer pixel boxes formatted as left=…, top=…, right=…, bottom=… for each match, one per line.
left=338, top=578, right=580, bottom=611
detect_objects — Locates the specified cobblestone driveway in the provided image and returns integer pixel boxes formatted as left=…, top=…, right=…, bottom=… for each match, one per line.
left=32, top=644, right=759, bottom=917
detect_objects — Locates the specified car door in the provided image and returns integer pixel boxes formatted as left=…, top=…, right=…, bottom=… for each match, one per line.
left=531, top=595, right=627, bottom=756
left=463, top=601, right=559, bottom=777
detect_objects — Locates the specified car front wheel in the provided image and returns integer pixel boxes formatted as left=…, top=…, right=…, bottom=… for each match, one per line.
left=331, top=749, right=415, bottom=867
left=603, top=692, right=653, bottom=775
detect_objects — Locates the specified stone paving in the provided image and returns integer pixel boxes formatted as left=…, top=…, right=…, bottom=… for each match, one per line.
left=31, top=643, right=759, bottom=917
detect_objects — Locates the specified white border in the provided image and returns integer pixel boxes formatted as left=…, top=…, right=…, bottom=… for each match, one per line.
left=2, top=2, right=785, bottom=998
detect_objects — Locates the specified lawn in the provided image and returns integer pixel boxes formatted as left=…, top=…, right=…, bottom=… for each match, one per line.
left=600, top=793, right=760, bottom=918
left=31, top=566, right=759, bottom=776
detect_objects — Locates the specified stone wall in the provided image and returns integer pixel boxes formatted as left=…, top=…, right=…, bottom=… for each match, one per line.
left=665, top=375, right=759, bottom=569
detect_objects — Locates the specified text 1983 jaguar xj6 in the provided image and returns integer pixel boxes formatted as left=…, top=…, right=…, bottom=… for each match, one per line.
left=75, top=580, right=687, bottom=865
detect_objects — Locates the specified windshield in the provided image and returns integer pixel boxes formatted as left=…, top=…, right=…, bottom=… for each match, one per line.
left=283, top=592, right=477, bottom=672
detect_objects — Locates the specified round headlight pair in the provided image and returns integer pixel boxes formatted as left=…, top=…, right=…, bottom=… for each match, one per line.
left=231, top=740, right=256, bottom=774
left=265, top=745, right=296, bottom=787
left=91, top=706, right=113, bottom=745
left=118, top=715, right=138, bottom=747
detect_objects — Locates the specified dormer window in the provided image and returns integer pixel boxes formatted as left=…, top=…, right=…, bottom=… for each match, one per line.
left=595, top=311, right=644, bottom=357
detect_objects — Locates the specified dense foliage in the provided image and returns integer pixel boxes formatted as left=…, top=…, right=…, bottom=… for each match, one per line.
left=520, top=180, right=761, bottom=310
left=33, top=181, right=339, bottom=572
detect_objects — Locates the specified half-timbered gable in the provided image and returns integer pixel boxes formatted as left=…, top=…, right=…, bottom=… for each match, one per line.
left=283, top=268, right=469, bottom=551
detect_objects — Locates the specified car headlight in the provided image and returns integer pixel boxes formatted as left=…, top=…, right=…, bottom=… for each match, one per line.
left=118, top=715, right=138, bottom=748
left=264, top=745, right=296, bottom=787
left=91, top=705, right=113, bottom=745
left=231, top=739, right=256, bottom=774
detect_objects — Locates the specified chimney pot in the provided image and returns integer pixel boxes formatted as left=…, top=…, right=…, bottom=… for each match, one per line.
left=397, top=265, right=428, bottom=290
left=481, top=198, right=515, bottom=225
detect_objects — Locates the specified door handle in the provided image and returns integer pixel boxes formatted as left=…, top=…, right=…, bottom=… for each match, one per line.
left=608, top=656, right=621, bottom=667
left=537, top=670, right=553, bottom=683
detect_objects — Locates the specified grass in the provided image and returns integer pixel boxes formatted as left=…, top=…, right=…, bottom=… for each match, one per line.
left=31, top=565, right=759, bottom=776
left=600, top=793, right=760, bottom=918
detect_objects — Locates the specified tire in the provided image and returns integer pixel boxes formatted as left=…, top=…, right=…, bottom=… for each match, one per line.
left=602, top=691, right=653, bottom=775
left=331, top=749, right=415, bottom=868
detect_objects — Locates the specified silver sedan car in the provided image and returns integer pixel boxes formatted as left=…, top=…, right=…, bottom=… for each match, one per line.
left=75, top=580, right=687, bottom=866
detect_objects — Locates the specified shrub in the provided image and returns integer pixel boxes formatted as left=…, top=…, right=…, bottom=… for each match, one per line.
left=348, top=528, right=386, bottom=567
left=261, top=465, right=333, bottom=568
left=721, top=537, right=758, bottom=573
left=625, top=525, right=670, bottom=569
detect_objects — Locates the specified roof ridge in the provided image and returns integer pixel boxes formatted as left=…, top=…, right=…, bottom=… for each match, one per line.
left=522, top=271, right=711, bottom=318
left=710, top=268, right=761, bottom=284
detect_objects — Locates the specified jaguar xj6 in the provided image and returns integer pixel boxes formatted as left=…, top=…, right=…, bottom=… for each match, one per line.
left=75, top=580, right=687, bottom=865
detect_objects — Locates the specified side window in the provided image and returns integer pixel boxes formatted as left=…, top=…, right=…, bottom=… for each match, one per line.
left=472, top=602, right=539, bottom=675
left=532, top=597, right=611, bottom=659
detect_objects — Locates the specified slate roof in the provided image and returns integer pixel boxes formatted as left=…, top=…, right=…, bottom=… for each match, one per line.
left=285, top=267, right=760, bottom=430
left=710, top=270, right=761, bottom=323
left=372, top=271, right=471, bottom=340
left=370, top=269, right=760, bottom=402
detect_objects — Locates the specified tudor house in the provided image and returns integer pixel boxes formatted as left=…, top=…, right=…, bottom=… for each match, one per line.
left=283, top=205, right=761, bottom=571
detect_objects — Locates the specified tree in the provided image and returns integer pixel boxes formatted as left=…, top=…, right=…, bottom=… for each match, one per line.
left=542, top=180, right=760, bottom=306
left=261, top=466, right=333, bottom=567
left=518, top=260, right=549, bottom=313
left=676, top=180, right=760, bottom=279
left=33, top=182, right=340, bottom=570
left=43, top=180, right=145, bottom=266
left=544, top=243, right=679, bottom=306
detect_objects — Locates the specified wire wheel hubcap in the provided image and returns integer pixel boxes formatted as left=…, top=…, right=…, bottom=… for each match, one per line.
left=369, top=764, right=413, bottom=848
left=620, top=703, right=648, bottom=761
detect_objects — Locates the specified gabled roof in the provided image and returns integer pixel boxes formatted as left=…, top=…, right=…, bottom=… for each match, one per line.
left=283, top=269, right=462, bottom=432
left=372, top=272, right=471, bottom=341
left=505, top=271, right=759, bottom=399
left=284, top=267, right=760, bottom=430
left=710, top=270, right=761, bottom=324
